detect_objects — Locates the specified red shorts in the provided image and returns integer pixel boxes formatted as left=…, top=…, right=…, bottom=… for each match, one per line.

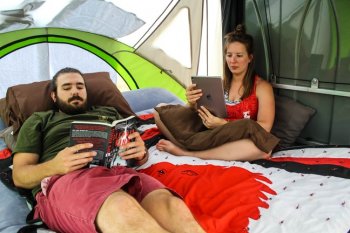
left=34, top=166, right=165, bottom=233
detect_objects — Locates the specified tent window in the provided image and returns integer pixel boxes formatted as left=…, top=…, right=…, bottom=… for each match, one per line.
left=152, top=8, right=191, bottom=68
left=0, top=43, right=120, bottom=98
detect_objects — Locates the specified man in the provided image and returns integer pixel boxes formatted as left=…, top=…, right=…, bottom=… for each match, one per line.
left=12, top=67, right=204, bottom=233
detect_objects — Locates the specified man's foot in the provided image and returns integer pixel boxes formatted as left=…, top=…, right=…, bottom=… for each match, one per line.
left=156, top=139, right=192, bottom=156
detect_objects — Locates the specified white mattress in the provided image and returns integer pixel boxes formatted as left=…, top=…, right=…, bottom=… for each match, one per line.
left=138, top=146, right=350, bottom=233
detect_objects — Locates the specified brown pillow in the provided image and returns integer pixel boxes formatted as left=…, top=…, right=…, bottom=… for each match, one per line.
left=5, top=72, right=135, bottom=135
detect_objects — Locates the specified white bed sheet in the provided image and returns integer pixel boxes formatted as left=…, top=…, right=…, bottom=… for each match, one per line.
left=138, top=146, right=350, bottom=233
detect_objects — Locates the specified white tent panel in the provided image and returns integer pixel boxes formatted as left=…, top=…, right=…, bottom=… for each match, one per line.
left=153, top=7, right=191, bottom=68
left=48, top=43, right=119, bottom=81
left=0, top=44, right=49, bottom=98
left=0, top=43, right=119, bottom=98
left=198, top=0, right=222, bottom=77
left=136, top=0, right=222, bottom=86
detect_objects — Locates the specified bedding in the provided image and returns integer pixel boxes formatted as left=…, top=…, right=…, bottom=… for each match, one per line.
left=137, top=133, right=350, bottom=233
left=3, top=144, right=348, bottom=232
left=1, top=87, right=349, bottom=233
left=0, top=118, right=28, bottom=233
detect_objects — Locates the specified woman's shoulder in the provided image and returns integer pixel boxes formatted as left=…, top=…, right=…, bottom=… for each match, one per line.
left=254, top=76, right=273, bottom=95
left=255, top=75, right=272, bottom=87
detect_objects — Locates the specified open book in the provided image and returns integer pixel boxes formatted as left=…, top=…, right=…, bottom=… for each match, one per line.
left=69, top=115, right=137, bottom=168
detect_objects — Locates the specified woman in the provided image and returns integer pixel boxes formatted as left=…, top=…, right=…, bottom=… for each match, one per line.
left=154, top=24, right=277, bottom=161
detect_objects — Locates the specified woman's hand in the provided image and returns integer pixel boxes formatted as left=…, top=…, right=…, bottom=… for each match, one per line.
left=198, top=106, right=228, bottom=129
left=186, top=84, right=202, bottom=108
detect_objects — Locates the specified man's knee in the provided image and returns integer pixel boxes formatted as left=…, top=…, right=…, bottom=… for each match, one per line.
left=101, top=190, right=140, bottom=214
left=143, top=189, right=173, bottom=202
left=143, top=189, right=183, bottom=210
left=96, top=191, right=144, bottom=230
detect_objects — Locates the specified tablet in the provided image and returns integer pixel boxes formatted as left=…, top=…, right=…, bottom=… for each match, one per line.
left=191, top=76, right=227, bottom=118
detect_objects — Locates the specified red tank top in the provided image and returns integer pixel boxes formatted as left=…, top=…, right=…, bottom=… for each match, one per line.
left=225, top=76, right=259, bottom=121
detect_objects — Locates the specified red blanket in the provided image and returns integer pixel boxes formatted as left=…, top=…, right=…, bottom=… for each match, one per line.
left=140, top=162, right=276, bottom=233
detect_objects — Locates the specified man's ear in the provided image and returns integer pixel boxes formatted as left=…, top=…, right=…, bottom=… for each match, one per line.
left=51, top=92, right=57, bottom=103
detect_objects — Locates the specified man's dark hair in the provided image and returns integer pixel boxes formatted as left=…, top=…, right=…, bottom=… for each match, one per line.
left=50, top=67, right=84, bottom=93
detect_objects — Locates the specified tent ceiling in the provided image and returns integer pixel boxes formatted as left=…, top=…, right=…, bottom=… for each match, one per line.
left=0, top=0, right=175, bottom=47
left=0, top=0, right=222, bottom=100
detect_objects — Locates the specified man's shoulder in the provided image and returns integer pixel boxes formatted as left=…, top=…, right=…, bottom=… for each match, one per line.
left=90, top=106, right=122, bottom=120
left=20, top=110, right=58, bottom=126
left=31, top=110, right=56, bottom=119
left=91, top=105, right=118, bottom=113
left=91, top=105, right=115, bottom=110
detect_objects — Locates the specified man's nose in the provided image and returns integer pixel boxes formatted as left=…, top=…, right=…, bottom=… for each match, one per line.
left=71, top=87, right=80, bottom=95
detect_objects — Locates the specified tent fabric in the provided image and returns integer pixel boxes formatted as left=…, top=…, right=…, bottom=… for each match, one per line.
left=0, top=28, right=186, bottom=100
left=0, top=0, right=145, bottom=36
left=0, top=0, right=223, bottom=101
left=47, top=0, right=145, bottom=39
left=221, top=0, right=244, bottom=37
left=0, top=1, right=44, bottom=33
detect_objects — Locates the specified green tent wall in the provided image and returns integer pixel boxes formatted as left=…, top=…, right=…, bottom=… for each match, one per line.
left=0, top=28, right=186, bottom=101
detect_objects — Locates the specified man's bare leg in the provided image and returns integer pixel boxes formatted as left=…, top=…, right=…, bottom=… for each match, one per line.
left=141, top=189, right=205, bottom=233
left=156, top=139, right=270, bottom=161
left=96, top=190, right=169, bottom=233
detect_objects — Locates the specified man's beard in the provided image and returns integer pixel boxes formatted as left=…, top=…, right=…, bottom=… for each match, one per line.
left=56, top=96, right=88, bottom=115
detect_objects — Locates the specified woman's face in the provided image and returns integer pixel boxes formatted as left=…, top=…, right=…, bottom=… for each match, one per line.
left=225, top=42, right=253, bottom=77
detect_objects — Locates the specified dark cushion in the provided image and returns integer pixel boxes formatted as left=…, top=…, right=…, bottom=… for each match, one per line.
left=0, top=126, right=16, bottom=151
left=0, top=98, right=7, bottom=127
left=4, top=72, right=135, bottom=135
left=271, top=95, right=316, bottom=148
left=0, top=117, right=7, bottom=150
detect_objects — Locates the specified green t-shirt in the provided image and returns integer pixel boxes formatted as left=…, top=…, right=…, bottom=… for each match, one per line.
left=13, top=106, right=123, bottom=196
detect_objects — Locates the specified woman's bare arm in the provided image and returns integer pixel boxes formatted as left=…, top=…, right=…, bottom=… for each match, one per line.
left=255, top=79, right=275, bottom=132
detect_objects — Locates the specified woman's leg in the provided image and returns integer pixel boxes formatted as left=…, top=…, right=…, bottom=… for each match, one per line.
left=156, top=138, right=270, bottom=161
left=153, top=110, right=185, bottom=148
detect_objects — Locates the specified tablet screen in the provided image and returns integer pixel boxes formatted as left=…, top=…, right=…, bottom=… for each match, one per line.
left=191, top=76, right=227, bottom=118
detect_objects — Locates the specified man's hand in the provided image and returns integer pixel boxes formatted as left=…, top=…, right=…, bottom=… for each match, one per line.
left=198, top=106, right=228, bottom=129
left=118, top=132, right=147, bottom=161
left=13, top=143, right=96, bottom=189
left=50, top=143, right=96, bottom=175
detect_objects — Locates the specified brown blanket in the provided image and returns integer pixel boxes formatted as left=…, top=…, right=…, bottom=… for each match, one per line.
left=155, top=105, right=279, bottom=153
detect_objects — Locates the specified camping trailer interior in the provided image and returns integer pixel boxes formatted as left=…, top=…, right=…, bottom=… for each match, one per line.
left=0, top=0, right=350, bottom=232
left=241, top=0, right=350, bottom=145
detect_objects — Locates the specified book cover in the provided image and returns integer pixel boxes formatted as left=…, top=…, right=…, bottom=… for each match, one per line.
left=69, top=115, right=137, bottom=168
